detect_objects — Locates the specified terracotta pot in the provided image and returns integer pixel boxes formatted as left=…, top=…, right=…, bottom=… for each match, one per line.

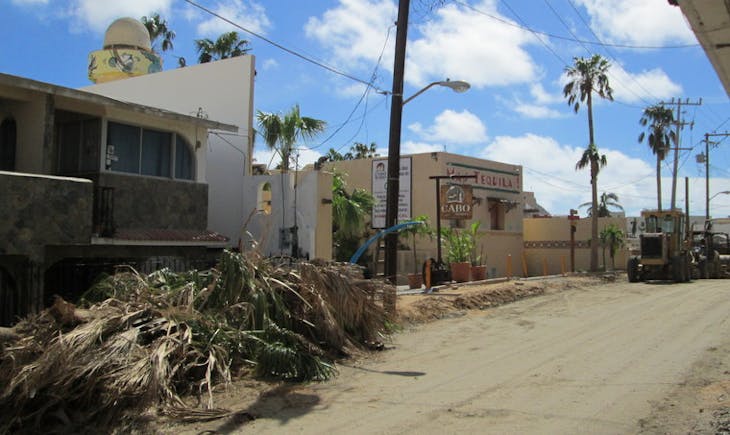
left=407, top=273, right=423, bottom=289
left=470, top=265, right=487, bottom=281
left=450, top=262, right=471, bottom=283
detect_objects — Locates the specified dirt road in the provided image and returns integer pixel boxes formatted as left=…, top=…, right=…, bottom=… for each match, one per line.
left=193, top=279, right=730, bottom=434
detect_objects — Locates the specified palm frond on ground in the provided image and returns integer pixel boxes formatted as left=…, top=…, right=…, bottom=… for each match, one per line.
left=0, top=251, right=390, bottom=433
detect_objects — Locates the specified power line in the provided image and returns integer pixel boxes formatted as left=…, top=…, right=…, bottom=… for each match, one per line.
left=454, top=0, right=698, bottom=50
left=182, top=0, right=387, bottom=93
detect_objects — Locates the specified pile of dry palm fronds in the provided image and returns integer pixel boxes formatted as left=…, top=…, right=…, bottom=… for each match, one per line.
left=0, top=251, right=391, bottom=433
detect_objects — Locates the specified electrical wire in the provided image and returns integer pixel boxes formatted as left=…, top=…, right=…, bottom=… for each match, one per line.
left=183, top=0, right=387, bottom=93
left=454, top=0, right=698, bottom=50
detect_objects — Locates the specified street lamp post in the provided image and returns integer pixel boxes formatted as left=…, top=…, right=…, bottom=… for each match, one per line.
left=384, top=79, right=471, bottom=285
left=709, top=190, right=730, bottom=220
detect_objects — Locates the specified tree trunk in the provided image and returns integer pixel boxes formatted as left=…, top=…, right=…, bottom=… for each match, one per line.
left=587, top=93, right=598, bottom=272
left=656, top=155, right=662, bottom=211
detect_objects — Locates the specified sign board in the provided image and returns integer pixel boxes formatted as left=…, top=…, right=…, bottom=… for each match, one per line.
left=372, top=157, right=411, bottom=228
left=445, top=162, right=520, bottom=193
left=440, top=184, right=473, bottom=220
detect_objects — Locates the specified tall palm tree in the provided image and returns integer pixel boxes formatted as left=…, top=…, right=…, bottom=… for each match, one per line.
left=195, top=31, right=250, bottom=63
left=638, top=104, right=675, bottom=212
left=579, top=192, right=624, bottom=217
left=256, top=104, right=326, bottom=172
left=563, top=54, right=614, bottom=272
left=141, top=14, right=175, bottom=53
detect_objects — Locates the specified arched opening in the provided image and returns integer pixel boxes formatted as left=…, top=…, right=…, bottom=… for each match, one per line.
left=257, top=181, right=272, bottom=214
left=0, top=117, right=17, bottom=171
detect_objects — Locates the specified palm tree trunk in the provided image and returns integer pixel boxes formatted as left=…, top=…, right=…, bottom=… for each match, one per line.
left=587, top=93, right=598, bottom=272
left=656, top=155, right=662, bottom=211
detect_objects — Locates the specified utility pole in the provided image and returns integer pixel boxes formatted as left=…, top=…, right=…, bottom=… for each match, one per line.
left=699, top=131, right=730, bottom=219
left=659, top=98, right=702, bottom=210
left=384, top=0, right=410, bottom=287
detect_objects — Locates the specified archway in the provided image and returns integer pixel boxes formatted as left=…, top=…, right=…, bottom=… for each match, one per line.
left=0, top=117, right=17, bottom=171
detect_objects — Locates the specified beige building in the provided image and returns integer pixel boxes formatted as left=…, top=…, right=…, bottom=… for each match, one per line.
left=324, top=152, right=524, bottom=280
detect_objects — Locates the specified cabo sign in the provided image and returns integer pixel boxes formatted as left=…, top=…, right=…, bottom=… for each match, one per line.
left=440, top=184, right=473, bottom=220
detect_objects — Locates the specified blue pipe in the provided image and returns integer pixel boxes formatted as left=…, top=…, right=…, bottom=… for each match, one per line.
left=349, top=221, right=424, bottom=264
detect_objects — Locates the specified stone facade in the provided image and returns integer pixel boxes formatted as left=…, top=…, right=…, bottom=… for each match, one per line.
left=93, top=173, right=207, bottom=230
left=0, top=172, right=92, bottom=261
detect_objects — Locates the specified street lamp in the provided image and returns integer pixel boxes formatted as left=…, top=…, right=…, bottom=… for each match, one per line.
left=710, top=190, right=730, bottom=202
left=402, top=79, right=471, bottom=105
left=384, top=78, right=471, bottom=285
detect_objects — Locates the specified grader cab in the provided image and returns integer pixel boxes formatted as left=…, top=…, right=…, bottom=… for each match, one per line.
left=627, top=209, right=692, bottom=283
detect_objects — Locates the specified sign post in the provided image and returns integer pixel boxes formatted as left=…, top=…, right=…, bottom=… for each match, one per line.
left=568, top=209, right=579, bottom=273
left=429, top=174, right=477, bottom=283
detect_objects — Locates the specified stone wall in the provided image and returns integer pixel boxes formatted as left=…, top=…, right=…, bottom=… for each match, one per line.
left=0, top=172, right=92, bottom=261
left=94, top=172, right=207, bottom=230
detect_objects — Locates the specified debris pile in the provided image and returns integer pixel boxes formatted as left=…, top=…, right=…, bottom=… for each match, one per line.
left=0, top=251, right=390, bottom=433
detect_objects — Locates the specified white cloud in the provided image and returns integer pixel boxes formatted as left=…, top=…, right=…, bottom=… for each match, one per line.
left=252, top=147, right=322, bottom=170
left=514, top=103, right=564, bottom=119
left=402, top=141, right=444, bottom=154
left=574, top=0, right=695, bottom=46
left=530, top=83, right=563, bottom=105
left=304, top=0, right=396, bottom=72
left=69, top=0, right=173, bottom=33
left=196, top=0, right=270, bottom=37
left=608, top=64, right=683, bottom=103
left=261, top=58, right=279, bottom=71
left=479, top=133, right=657, bottom=215
left=306, top=0, right=540, bottom=91
left=408, top=109, right=487, bottom=144
left=407, top=0, right=539, bottom=88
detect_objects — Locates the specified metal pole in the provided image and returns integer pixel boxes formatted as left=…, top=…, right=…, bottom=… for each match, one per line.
left=705, top=133, right=710, bottom=220
left=435, top=177, right=442, bottom=263
left=384, top=0, right=410, bottom=284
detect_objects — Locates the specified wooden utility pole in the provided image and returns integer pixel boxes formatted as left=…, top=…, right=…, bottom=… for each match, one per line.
left=659, top=98, right=702, bottom=210
left=700, top=132, right=730, bottom=219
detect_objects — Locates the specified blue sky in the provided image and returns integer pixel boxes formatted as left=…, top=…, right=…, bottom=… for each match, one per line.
left=2, top=0, right=729, bottom=218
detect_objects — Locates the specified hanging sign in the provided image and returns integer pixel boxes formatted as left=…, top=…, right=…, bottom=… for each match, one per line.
left=440, top=184, right=473, bottom=220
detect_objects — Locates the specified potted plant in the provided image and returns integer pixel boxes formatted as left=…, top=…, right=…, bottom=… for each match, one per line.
left=401, top=215, right=432, bottom=289
left=468, top=221, right=487, bottom=281
left=441, top=226, right=473, bottom=282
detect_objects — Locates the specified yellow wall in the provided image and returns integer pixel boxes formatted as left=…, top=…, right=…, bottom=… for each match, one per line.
left=524, top=216, right=629, bottom=275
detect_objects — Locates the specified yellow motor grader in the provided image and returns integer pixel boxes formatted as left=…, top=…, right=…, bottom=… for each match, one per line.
left=627, top=209, right=693, bottom=283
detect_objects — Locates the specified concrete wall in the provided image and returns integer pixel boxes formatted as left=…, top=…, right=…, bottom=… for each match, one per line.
left=84, top=56, right=256, bottom=245
left=524, top=216, right=629, bottom=275
left=0, top=171, right=93, bottom=261
left=241, top=170, right=332, bottom=260
left=1, top=92, right=49, bottom=174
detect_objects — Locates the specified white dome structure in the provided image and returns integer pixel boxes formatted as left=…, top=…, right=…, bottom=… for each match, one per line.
left=103, top=17, right=152, bottom=51
left=88, top=17, right=161, bottom=83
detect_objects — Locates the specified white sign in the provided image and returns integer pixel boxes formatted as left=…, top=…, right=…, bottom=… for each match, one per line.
left=372, top=157, right=411, bottom=228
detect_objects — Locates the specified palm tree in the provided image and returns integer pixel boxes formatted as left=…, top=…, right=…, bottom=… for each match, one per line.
left=639, top=104, right=675, bottom=211
left=579, top=192, right=624, bottom=217
left=331, top=170, right=375, bottom=261
left=256, top=105, right=326, bottom=172
left=195, top=31, right=251, bottom=63
left=141, top=14, right=175, bottom=53
left=563, top=54, right=614, bottom=272
left=599, top=224, right=625, bottom=271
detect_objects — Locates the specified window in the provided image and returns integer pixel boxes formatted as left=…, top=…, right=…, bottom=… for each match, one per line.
left=0, top=117, right=17, bottom=171
left=175, top=136, right=194, bottom=180
left=106, top=121, right=194, bottom=180
left=488, top=198, right=505, bottom=230
left=58, top=117, right=100, bottom=175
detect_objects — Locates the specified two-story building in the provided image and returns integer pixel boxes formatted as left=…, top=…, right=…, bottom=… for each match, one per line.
left=0, top=73, right=236, bottom=325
